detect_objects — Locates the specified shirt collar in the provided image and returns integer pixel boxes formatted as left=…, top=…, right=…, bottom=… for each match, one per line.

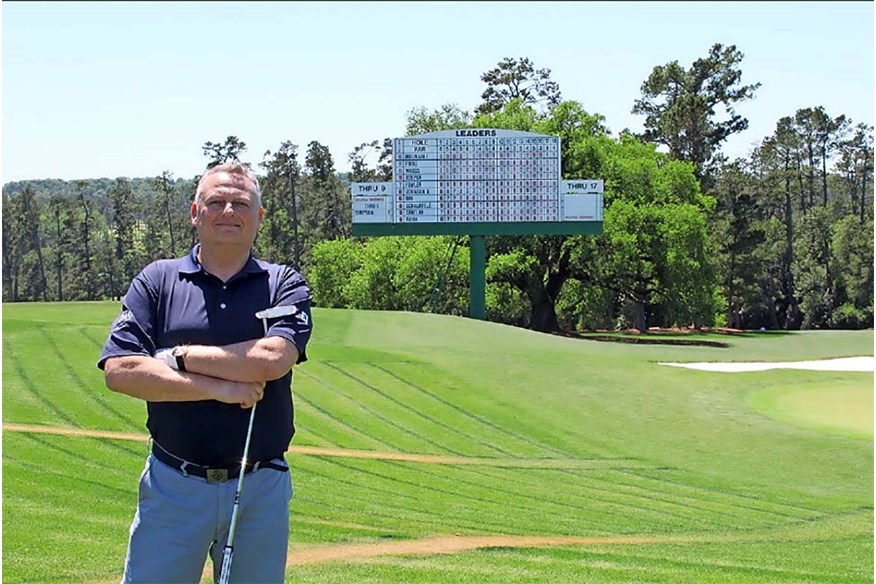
left=180, top=244, right=268, bottom=279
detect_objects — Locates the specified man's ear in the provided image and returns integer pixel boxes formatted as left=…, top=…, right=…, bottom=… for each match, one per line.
left=259, top=207, right=264, bottom=221
left=191, top=202, right=198, bottom=225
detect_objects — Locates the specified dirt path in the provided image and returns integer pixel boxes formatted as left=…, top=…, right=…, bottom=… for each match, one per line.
left=287, top=534, right=705, bottom=566
left=11, top=422, right=700, bottom=574
left=2, top=423, right=623, bottom=469
left=3, top=423, right=463, bottom=463
left=13, top=421, right=860, bottom=582
left=83, top=533, right=713, bottom=583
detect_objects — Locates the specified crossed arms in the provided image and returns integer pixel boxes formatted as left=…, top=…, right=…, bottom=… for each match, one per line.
left=103, top=337, right=298, bottom=409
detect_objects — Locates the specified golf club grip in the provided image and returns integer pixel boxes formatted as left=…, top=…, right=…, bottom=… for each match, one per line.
left=218, top=545, right=234, bottom=584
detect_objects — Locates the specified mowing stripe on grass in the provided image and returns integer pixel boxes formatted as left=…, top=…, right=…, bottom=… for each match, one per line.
left=3, top=340, right=81, bottom=426
left=370, top=362, right=581, bottom=459
left=35, top=324, right=142, bottom=429
left=313, top=456, right=606, bottom=534
left=292, top=389, right=402, bottom=452
left=359, top=362, right=518, bottom=456
left=323, top=361, right=510, bottom=457
left=295, top=460, right=522, bottom=535
left=373, top=458, right=736, bottom=534
left=76, top=325, right=108, bottom=349
left=401, top=461, right=783, bottom=532
left=297, top=366, right=458, bottom=454
left=610, top=468, right=828, bottom=518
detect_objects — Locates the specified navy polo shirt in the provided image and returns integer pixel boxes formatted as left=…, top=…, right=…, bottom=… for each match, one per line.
left=98, top=245, right=313, bottom=467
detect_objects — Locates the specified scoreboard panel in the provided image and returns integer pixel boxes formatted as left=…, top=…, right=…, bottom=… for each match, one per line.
left=351, top=129, right=603, bottom=236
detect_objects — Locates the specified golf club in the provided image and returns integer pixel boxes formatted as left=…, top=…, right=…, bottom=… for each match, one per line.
left=218, top=304, right=299, bottom=584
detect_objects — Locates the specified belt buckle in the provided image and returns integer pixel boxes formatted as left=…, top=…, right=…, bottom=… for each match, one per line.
left=206, top=468, right=229, bottom=483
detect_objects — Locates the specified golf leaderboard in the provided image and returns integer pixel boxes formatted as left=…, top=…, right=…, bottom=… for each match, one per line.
left=351, top=129, right=604, bottom=234
left=350, top=128, right=604, bottom=320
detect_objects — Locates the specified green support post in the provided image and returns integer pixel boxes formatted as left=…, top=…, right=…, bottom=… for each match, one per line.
left=469, top=235, right=486, bottom=320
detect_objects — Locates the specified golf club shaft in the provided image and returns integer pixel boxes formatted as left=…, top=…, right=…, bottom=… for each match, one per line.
left=218, top=401, right=257, bottom=584
left=218, top=318, right=270, bottom=584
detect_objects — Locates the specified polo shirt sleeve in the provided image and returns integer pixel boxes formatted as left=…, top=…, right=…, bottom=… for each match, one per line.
left=266, top=266, right=313, bottom=364
left=97, top=267, right=159, bottom=370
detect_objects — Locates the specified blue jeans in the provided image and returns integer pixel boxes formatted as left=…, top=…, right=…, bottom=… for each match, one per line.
left=122, top=453, right=292, bottom=584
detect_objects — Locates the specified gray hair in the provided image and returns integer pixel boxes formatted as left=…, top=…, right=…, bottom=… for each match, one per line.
left=195, top=161, right=262, bottom=207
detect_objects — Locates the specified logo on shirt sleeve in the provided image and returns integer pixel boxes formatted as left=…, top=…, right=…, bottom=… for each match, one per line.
left=112, top=309, right=134, bottom=331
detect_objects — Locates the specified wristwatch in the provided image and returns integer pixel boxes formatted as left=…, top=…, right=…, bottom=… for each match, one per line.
left=171, top=345, right=188, bottom=372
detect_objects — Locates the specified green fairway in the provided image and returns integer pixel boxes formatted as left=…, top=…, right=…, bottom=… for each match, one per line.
left=2, top=302, right=873, bottom=583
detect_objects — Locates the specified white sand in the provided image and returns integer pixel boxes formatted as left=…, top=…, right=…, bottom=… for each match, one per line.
left=659, top=356, right=875, bottom=373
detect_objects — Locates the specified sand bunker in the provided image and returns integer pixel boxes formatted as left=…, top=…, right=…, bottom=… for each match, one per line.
left=660, top=356, right=874, bottom=373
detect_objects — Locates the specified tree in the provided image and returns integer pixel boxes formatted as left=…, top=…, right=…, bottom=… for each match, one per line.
left=24, top=188, right=50, bottom=301
left=202, top=136, right=247, bottom=169
left=792, top=106, right=847, bottom=209
left=46, top=194, right=76, bottom=301
left=476, top=57, right=561, bottom=116
left=533, top=101, right=609, bottom=177
left=405, top=103, right=472, bottom=135
left=585, top=134, right=718, bottom=332
left=710, top=157, right=766, bottom=328
left=344, top=236, right=406, bottom=310
left=348, top=139, right=393, bottom=182
left=73, top=180, right=99, bottom=300
left=260, top=141, right=302, bottom=267
left=152, top=171, right=179, bottom=256
left=472, top=100, right=575, bottom=331
left=472, top=99, right=717, bottom=333
left=632, top=43, right=761, bottom=184
left=108, top=177, right=140, bottom=296
left=831, top=214, right=874, bottom=327
left=303, top=141, right=349, bottom=244
left=836, top=123, right=874, bottom=222
left=486, top=237, right=582, bottom=332
left=310, top=236, right=470, bottom=315
left=756, top=118, right=802, bottom=328
left=793, top=205, right=839, bottom=328
left=1, top=187, right=51, bottom=302
left=2, top=192, right=25, bottom=301
left=307, top=238, right=363, bottom=307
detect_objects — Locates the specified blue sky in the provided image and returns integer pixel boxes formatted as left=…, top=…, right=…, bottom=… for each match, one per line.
left=2, top=1, right=873, bottom=183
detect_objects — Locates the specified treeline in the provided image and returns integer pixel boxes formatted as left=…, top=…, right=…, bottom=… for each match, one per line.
left=3, top=46, right=873, bottom=333
left=2, top=138, right=351, bottom=303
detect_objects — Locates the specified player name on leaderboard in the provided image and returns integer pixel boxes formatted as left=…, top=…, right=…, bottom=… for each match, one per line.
left=394, top=129, right=560, bottom=223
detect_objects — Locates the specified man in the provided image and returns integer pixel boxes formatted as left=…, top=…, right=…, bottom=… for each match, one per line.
left=98, top=161, right=313, bottom=583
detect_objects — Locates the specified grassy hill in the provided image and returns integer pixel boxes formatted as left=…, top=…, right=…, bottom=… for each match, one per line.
left=2, top=302, right=873, bottom=583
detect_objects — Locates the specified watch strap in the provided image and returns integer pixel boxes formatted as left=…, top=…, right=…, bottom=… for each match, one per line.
left=173, top=347, right=187, bottom=372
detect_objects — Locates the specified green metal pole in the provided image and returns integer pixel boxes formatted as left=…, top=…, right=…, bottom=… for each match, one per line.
left=469, top=235, right=486, bottom=320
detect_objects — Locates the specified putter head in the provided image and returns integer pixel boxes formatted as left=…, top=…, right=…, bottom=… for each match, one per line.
left=255, top=305, right=299, bottom=320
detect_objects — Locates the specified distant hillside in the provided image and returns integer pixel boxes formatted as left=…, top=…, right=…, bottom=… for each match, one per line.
left=2, top=176, right=192, bottom=201
left=3, top=171, right=351, bottom=203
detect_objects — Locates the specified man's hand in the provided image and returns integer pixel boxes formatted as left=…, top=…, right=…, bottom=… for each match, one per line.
left=104, top=355, right=269, bottom=406
left=176, top=338, right=298, bottom=383
left=214, top=379, right=266, bottom=409
left=154, top=348, right=266, bottom=407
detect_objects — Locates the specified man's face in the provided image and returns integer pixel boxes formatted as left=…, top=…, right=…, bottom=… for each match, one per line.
left=192, top=171, right=263, bottom=248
